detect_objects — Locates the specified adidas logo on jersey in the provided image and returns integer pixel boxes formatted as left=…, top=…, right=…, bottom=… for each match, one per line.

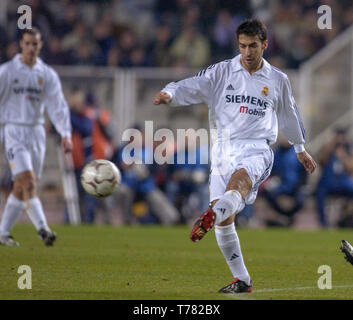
left=226, top=84, right=235, bottom=90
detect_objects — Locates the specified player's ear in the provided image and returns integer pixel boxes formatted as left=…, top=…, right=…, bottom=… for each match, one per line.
left=262, top=40, right=268, bottom=51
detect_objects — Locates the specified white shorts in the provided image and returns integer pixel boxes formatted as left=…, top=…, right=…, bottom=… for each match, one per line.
left=0, top=124, right=46, bottom=179
left=209, top=139, right=274, bottom=205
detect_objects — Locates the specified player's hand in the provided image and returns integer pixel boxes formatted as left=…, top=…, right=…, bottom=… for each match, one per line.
left=62, top=137, right=73, bottom=153
left=153, top=91, right=171, bottom=105
left=297, top=151, right=317, bottom=174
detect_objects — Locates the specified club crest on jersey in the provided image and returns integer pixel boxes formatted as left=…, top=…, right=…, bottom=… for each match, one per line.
left=261, top=86, right=269, bottom=97
left=38, top=77, right=43, bottom=85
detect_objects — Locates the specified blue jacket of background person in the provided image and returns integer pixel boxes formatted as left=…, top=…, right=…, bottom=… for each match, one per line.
left=271, top=146, right=306, bottom=195
left=318, top=152, right=353, bottom=189
left=112, top=144, right=156, bottom=194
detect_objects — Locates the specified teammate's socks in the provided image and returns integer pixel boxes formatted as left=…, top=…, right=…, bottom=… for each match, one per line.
left=25, top=197, right=50, bottom=232
left=0, top=193, right=25, bottom=237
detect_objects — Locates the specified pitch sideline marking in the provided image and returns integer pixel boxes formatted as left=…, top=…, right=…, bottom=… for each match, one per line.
left=252, top=284, right=353, bottom=293
left=226, top=284, right=353, bottom=299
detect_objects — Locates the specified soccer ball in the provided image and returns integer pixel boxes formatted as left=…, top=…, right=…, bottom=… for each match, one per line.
left=81, top=159, right=121, bottom=197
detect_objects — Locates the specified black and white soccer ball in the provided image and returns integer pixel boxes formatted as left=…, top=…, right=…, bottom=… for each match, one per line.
left=81, top=159, right=121, bottom=197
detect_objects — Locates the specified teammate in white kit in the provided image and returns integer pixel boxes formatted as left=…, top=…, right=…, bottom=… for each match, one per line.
left=153, top=20, right=317, bottom=293
left=0, top=28, right=72, bottom=246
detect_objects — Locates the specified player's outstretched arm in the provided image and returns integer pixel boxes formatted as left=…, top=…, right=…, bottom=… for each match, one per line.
left=296, top=151, right=317, bottom=174
left=153, top=91, right=171, bottom=105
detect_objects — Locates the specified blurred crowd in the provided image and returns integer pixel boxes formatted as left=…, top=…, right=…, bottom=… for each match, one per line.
left=1, top=86, right=352, bottom=228
left=260, top=129, right=353, bottom=228
left=1, top=0, right=353, bottom=228
left=66, top=87, right=353, bottom=228
left=63, top=87, right=353, bottom=228
left=64, top=88, right=209, bottom=225
left=1, top=0, right=352, bottom=69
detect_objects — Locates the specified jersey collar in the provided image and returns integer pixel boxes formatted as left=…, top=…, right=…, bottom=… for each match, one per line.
left=231, top=54, right=271, bottom=79
left=13, top=54, right=44, bottom=72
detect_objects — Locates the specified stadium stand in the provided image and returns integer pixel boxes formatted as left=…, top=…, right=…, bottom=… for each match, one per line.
left=0, top=0, right=352, bottom=228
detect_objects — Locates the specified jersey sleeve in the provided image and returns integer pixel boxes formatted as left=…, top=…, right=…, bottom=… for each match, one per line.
left=276, top=75, right=306, bottom=150
left=162, top=65, right=215, bottom=107
left=45, top=69, right=72, bottom=138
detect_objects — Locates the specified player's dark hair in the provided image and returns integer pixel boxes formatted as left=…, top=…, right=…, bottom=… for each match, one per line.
left=20, top=27, right=42, bottom=40
left=236, top=19, right=267, bottom=42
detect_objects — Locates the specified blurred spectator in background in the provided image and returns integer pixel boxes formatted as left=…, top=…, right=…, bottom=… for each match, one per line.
left=4, top=41, right=18, bottom=61
left=70, top=39, right=98, bottom=65
left=85, top=93, right=115, bottom=161
left=147, top=24, right=173, bottom=67
left=93, top=11, right=116, bottom=65
left=262, top=136, right=308, bottom=226
left=44, top=35, right=71, bottom=65
left=211, top=9, right=239, bottom=61
left=118, top=29, right=138, bottom=67
left=128, top=46, right=150, bottom=67
left=165, top=134, right=209, bottom=224
left=83, top=93, right=116, bottom=224
left=149, top=131, right=175, bottom=193
left=53, top=1, right=79, bottom=37
left=0, top=26, right=8, bottom=63
left=169, top=25, right=211, bottom=68
left=1, top=0, right=352, bottom=69
left=62, top=22, right=89, bottom=54
left=67, top=88, right=95, bottom=224
left=315, top=128, right=353, bottom=227
left=112, top=126, right=180, bottom=225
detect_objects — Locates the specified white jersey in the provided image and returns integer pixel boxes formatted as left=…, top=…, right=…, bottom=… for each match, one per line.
left=0, top=54, right=71, bottom=138
left=163, top=54, right=305, bottom=150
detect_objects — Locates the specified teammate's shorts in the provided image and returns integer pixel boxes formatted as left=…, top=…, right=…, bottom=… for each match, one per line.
left=209, top=138, right=274, bottom=205
left=0, top=124, right=46, bottom=179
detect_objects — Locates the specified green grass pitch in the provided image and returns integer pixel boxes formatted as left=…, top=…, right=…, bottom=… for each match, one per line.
left=1, top=224, right=353, bottom=300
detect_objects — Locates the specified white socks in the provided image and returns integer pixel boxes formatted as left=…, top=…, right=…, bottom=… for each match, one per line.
left=25, top=197, right=50, bottom=232
left=213, top=190, right=245, bottom=224
left=0, top=194, right=25, bottom=237
left=215, top=223, right=251, bottom=285
left=0, top=195, right=50, bottom=237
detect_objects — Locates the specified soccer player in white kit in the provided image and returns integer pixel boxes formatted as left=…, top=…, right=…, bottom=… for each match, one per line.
left=0, top=28, right=72, bottom=246
left=153, top=20, right=317, bottom=293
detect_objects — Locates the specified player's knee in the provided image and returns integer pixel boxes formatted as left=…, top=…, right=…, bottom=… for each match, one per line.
left=16, top=173, right=36, bottom=196
left=24, top=179, right=36, bottom=195
left=228, top=169, right=252, bottom=197
left=12, top=182, right=23, bottom=199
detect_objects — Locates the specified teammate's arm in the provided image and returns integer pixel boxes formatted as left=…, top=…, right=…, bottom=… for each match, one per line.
left=0, top=65, right=9, bottom=105
left=277, top=75, right=317, bottom=174
left=45, top=70, right=73, bottom=153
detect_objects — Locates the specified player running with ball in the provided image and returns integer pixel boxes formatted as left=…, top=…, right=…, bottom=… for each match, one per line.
left=0, top=28, right=72, bottom=246
left=154, top=19, right=317, bottom=293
